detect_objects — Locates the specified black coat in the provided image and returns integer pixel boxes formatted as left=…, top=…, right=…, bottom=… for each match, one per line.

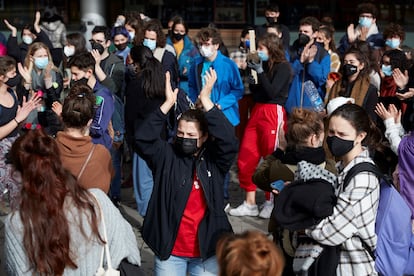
left=135, top=106, right=238, bottom=260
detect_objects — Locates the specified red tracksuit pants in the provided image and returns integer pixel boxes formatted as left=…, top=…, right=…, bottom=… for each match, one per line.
left=237, top=103, right=287, bottom=200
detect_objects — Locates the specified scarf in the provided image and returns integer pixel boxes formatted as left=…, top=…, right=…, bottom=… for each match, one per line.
left=326, top=76, right=370, bottom=107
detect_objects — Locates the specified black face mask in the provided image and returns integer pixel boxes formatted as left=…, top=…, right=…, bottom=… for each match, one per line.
left=173, top=33, right=184, bottom=42
left=342, top=64, right=358, bottom=77
left=115, top=42, right=128, bottom=51
left=174, top=136, right=198, bottom=156
left=5, top=75, right=20, bottom=87
left=266, top=16, right=276, bottom=24
left=326, top=136, right=355, bottom=157
left=298, top=33, right=311, bottom=47
left=91, top=42, right=105, bottom=55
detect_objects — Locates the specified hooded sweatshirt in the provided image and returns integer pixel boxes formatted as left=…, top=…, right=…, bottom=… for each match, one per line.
left=56, top=132, right=114, bottom=192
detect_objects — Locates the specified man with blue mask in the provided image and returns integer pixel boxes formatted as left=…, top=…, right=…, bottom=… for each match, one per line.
left=383, top=23, right=405, bottom=51
left=142, top=19, right=178, bottom=88
left=337, top=3, right=384, bottom=57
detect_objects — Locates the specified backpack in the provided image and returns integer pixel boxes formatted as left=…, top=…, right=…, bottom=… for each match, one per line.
left=343, top=162, right=414, bottom=276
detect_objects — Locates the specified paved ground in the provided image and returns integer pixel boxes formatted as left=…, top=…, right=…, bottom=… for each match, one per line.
left=0, top=166, right=269, bottom=275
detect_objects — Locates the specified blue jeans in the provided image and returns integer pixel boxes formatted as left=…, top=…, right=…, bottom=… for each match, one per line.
left=132, top=153, right=154, bottom=217
left=155, top=255, right=218, bottom=276
left=110, top=145, right=122, bottom=199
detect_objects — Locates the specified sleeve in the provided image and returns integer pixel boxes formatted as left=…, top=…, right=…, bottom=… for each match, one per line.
left=188, top=61, right=199, bottom=103
left=252, top=154, right=277, bottom=191
left=35, top=30, right=55, bottom=52
left=161, top=51, right=179, bottom=88
left=6, top=35, right=21, bottom=63
left=308, top=53, right=330, bottom=99
left=135, top=108, right=170, bottom=170
left=92, top=189, right=141, bottom=267
left=384, top=118, right=404, bottom=155
left=306, top=172, right=379, bottom=246
left=44, top=71, right=63, bottom=107
left=257, top=62, right=292, bottom=100
left=90, top=91, right=114, bottom=139
left=363, top=85, right=378, bottom=122
left=204, top=107, right=238, bottom=173
left=101, top=62, right=125, bottom=96
left=216, top=62, right=244, bottom=110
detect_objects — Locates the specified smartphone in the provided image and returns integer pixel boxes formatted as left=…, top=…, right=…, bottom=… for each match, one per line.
left=270, top=180, right=285, bottom=192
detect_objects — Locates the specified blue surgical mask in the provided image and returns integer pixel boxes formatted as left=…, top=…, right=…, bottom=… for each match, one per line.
left=34, top=57, right=49, bottom=69
left=381, top=64, right=393, bottom=77
left=385, top=38, right=400, bottom=49
left=128, top=32, right=135, bottom=41
left=257, top=50, right=269, bottom=62
left=359, top=17, right=373, bottom=28
left=143, top=38, right=156, bottom=51
left=245, top=39, right=250, bottom=49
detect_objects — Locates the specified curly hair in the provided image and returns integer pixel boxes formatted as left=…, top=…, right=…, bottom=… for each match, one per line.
left=383, top=23, right=405, bottom=41
left=217, top=231, right=285, bottom=276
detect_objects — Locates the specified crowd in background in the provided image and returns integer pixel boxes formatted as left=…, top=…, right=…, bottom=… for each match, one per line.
left=0, top=1, right=413, bottom=275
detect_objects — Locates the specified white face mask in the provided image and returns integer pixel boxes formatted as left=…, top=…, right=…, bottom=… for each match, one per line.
left=64, top=46, right=75, bottom=57
left=200, top=45, right=214, bottom=58
left=22, top=35, right=33, bottom=45
left=128, top=32, right=135, bottom=41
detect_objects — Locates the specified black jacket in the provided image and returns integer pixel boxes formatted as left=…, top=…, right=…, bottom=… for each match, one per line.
left=135, top=106, right=238, bottom=260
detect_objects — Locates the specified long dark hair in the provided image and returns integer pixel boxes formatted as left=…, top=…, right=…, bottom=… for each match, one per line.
left=130, top=45, right=165, bottom=99
left=10, top=129, right=103, bottom=275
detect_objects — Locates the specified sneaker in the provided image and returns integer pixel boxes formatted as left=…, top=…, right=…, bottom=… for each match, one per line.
left=259, top=200, right=273, bottom=219
left=229, top=201, right=259, bottom=217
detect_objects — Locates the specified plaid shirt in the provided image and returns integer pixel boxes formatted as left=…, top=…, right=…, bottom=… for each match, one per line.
left=306, top=150, right=379, bottom=275
left=230, top=48, right=251, bottom=95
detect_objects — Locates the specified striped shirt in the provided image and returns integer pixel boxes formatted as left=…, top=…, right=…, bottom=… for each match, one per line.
left=306, top=149, right=379, bottom=275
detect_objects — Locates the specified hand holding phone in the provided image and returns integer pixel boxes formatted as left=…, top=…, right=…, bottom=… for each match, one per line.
left=270, top=180, right=285, bottom=192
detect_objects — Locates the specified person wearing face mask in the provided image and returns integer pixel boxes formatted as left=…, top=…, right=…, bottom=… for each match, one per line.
left=0, top=56, right=41, bottom=212
left=326, top=47, right=378, bottom=121
left=229, top=26, right=255, bottom=141
left=111, top=26, right=132, bottom=65
left=285, top=16, right=330, bottom=114
left=18, top=42, right=63, bottom=136
left=65, top=52, right=114, bottom=151
left=135, top=69, right=238, bottom=275
left=306, top=103, right=382, bottom=275
left=142, top=19, right=179, bottom=89
left=255, top=4, right=290, bottom=50
left=4, top=11, right=55, bottom=64
left=90, top=25, right=125, bottom=99
left=229, top=33, right=292, bottom=219
left=166, top=16, right=199, bottom=94
left=383, top=23, right=405, bottom=51
left=39, top=5, right=67, bottom=49
left=337, top=2, right=384, bottom=58
left=253, top=108, right=336, bottom=275
left=188, top=27, right=243, bottom=127
left=379, top=49, right=410, bottom=112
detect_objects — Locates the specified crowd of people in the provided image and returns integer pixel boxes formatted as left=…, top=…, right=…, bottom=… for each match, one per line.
left=0, top=1, right=413, bottom=275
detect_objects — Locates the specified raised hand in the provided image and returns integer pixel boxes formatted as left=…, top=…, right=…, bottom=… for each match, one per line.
left=199, top=68, right=217, bottom=112
left=160, top=71, right=178, bottom=114
left=34, top=11, right=41, bottom=33
left=15, top=95, right=41, bottom=123
left=3, top=19, right=17, bottom=37
left=51, top=101, right=62, bottom=117
left=17, top=62, right=33, bottom=84
left=393, top=68, right=409, bottom=90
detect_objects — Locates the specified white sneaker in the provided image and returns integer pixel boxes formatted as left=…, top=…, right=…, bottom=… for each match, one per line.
left=229, top=201, right=259, bottom=217
left=259, top=200, right=273, bottom=219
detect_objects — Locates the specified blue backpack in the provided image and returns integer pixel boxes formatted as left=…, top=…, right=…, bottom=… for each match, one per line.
left=344, top=162, right=414, bottom=276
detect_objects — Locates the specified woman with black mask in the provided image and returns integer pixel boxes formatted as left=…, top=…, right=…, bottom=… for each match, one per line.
left=166, top=16, right=199, bottom=94
left=325, top=47, right=378, bottom=121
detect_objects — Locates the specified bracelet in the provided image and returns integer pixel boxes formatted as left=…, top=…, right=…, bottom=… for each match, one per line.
left=13, top=118, right=19, bottom=125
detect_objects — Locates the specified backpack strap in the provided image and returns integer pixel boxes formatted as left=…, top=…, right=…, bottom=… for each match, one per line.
left=343, top=162, right=382, bottom=190
left=342, top=162, right=389, bottom=261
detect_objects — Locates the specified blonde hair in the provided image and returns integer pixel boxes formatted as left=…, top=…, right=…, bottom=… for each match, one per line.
left=24, top=42, right=58, bottom=71
left=217, top=231, right=285, bottom=276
